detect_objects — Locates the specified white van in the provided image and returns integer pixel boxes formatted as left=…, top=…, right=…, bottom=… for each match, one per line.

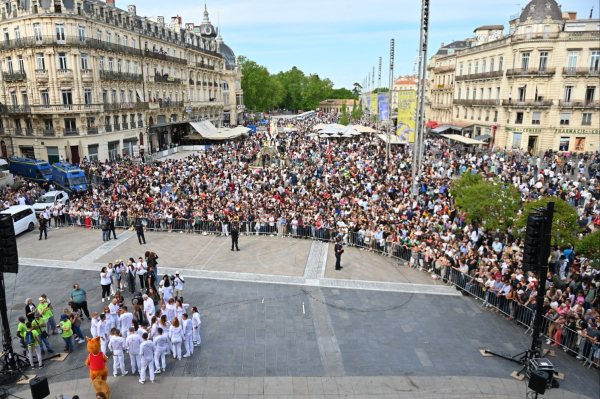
left=1, top=205, right=37, bottom=235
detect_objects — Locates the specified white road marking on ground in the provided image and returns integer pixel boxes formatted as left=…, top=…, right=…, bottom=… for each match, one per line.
left=184, top=235, right=216, bottom=269
left=200, top=237, right=229, bottom=270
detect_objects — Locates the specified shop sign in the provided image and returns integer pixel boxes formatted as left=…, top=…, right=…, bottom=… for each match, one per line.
left=505, top=126, right=542, bottom=133
left=554, top=129, right=599, bottom=134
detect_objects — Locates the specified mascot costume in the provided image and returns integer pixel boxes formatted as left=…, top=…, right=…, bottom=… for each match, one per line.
left=85, top=336, right=111, bottom=399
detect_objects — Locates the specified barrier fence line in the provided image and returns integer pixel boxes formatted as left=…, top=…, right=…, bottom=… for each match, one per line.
left=55, top=219, right=598, bottom=369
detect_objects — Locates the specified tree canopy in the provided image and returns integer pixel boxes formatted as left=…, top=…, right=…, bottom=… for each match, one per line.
left=576, top=230, right=600, bottom=269
left=238, top=56, right=358, bottom=112
left=450, top=173, right=521, bottom=231
left=340, top=101, right=349, bottom=126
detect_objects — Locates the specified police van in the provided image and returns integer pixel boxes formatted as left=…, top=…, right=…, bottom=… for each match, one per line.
left=51, top=162, right=89, bottom=194
left=8, top=158, right=53, bottom=182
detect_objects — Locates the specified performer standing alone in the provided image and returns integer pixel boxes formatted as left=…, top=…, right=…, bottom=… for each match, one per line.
left=231, top=221, right=240, bottom=251
left=335, top=237, right=344, bottom=270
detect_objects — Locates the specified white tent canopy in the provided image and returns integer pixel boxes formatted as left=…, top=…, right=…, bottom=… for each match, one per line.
left=189, top=120, right=250, bottom=140
left=318, top=126, right=340, bottom=134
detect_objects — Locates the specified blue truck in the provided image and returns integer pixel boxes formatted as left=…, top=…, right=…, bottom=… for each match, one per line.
left=8, top=158, right=53, bottom=182
left=51, top=162, right=89, bottom=194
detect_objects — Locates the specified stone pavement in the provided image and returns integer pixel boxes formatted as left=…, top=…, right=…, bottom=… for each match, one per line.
left=24, top=376, right=598, bottom=399
left=17, top=227, right=456, bottom=296
left=4, top=266, right=599, bottom=399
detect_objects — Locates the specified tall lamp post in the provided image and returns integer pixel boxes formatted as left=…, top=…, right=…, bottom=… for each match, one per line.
left=387, top=39, right=395, bottom=163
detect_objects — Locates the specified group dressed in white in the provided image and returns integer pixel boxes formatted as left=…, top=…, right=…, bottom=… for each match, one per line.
left=89, top=297, right=202, bottom=384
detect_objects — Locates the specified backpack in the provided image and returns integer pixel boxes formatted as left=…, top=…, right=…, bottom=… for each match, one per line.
left=25, top=330, right=35, bottom=346
left=132, top=292, right=143, bottom=306
left=101, top=222, right=108, bottom=231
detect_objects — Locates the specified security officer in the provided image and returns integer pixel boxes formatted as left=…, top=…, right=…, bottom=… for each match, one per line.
left=334, top=236, right=344, bottom=270
left=134, top=219, right=146, bottom=245
left=231, top=221, right=240, bottom=251
left=38, top=214, right=48, bottom=240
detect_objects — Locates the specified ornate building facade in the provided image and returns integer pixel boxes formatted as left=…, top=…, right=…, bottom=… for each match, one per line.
left=0, top=0, right=243, bottom=162
left=426, top=0, right=599, bottom=153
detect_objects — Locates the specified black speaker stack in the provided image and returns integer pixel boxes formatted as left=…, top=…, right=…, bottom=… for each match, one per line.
left=0, top=214, right=19, bottom=274
left=29, top=376, right=50, bottom=399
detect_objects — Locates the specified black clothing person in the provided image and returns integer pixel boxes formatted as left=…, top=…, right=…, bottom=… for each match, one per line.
left=334, top=237, right=344, bottom=270
left=38, top=215, right=48, bottom=240
left=134, top=219, right=146, bottom=245
left=231, top=222, right=240, bottom=251
left=108, top=215, right=118, bottom=239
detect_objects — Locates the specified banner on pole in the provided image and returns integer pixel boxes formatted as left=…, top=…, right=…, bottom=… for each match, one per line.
left=378, top=93, right=389, bottom=121
left=370, top=93, right=378, bottom=116
left=396, top=90, right=417, bottom=143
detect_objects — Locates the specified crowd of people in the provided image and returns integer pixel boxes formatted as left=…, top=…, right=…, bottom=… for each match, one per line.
left=6, top=110, right=600, bottom=373
left=17, top=260, right=200, bottom=385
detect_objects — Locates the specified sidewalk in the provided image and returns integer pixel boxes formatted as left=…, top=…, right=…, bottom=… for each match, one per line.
left=15, top=375, right=596, bottom=399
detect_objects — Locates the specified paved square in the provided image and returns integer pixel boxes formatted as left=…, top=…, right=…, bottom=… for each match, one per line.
left=324, top=245, right=436, bottom=285
left=15, top=227, right=105, bottom=261
left=4, top=266, right=599, bottom=399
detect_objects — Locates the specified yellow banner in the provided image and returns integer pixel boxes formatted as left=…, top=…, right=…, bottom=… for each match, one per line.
left=396, top=90, right=416, bottom=143
left=370, top=93, right=378, bottom=116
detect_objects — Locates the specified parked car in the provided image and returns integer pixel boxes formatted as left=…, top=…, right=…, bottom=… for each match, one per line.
left=0, top=205, right=37, bottom=235
left=32, top=191, right=69, bottom=215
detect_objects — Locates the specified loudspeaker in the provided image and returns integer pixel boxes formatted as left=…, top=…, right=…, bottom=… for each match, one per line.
left=29, top=376, right=50, bottom=399
left=528, top=370, right=548, bottom=395
left=0, top=214, right=18, bottom=274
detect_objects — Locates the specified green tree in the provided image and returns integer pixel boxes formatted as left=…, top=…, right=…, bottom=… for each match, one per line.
left=352, top=83, right=362, bottom=96
left=237, top=56, right=282, bottom=111
left=275, top=67, right=307, bottom=111
left=372, top=87, right=390, bottom=94
left=340, top=100, right=349, bottom=125
left=451, top=175, right=521, bottom=230
left=352, top=99, right=364, bottom=120
left=328, top=88, right=356, bottom=100
left=302, top=74, right=334, bottom=110
left=516, top=198, right=580, bottom=247
left=576, top=231, right=600, bottom=269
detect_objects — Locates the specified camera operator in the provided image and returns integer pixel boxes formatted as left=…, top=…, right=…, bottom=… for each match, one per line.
left=173, top=272, right=184, bottom=302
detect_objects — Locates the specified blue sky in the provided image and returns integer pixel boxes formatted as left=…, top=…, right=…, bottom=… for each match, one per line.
left=136, top=0, right=597, bottom=89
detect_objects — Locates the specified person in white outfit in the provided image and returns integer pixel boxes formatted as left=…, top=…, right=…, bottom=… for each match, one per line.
left=182, top=313, right=194, bottom=357
left=125, top=327, right=142, bottom=375
left=108, top=299, right=120, bottom=329
left=143, top=295, right=155, bottom=321
left=192, top=307, right=201, bottom=347
left=119, top=306, right=134, bottom=333
left=169, top=318, right=183, bottom=360
left=90, top=312, right=100, bottom=338
left=108, top=330, right=128, bottom=377
left=98, top=314, right=111, bottom=354
left=153, top=327, right=169, bottom=372
left=139, top=333, right=155, bottom=384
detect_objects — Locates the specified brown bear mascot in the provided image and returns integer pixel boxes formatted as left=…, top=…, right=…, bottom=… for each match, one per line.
left=85, top=336, right=111, bottom=399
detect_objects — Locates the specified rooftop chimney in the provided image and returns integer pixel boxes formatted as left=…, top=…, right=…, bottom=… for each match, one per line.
left=441, top=42, right=445, bottom=47
left=107, top=0, right=115, bottom=8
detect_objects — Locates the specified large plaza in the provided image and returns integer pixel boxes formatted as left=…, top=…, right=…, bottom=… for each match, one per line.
left=4, top=227, right=599, bottom=398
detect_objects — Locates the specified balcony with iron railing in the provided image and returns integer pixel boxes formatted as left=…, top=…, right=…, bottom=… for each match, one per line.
left=100, top=70, right=143, bottom=82
left=455, top=99, right=501, bottom=106
left=562, top=67, right=600, bottom=76
left=506, top=67, right=556, bottom=77
left=558, top=100, right=599, bottom=108
left=2, top=71, right=26, bottom=81
left=122, top=122, right=129, bottom=130
left=43, top=128, right=56, bottom=137
left=159, top=101, right=185, bottom=108
left=503, top=99, right=554, bottom=107
left=130, top=121, right=137, bottom=129
left=191, top=61, right=215, bottom=71
left=103, top=102, right=149, bottom=112
left=184, top=43, right=222, bottom=59
left=0, top=105, right=31, bottom=115
left=105, top=125, right=113, bottom=133
left=432, top=84, right=454, bottom=91
left=144, top=49, right=188, bottom=65
left=455, top=70, right=504, bottom=81
left=138, top=120, right=144, bottom=128
left=152, top=75, right=182, bottom=84
left=113, top=124, right=121, bottom=131
left=87, top=127, right=99, bottom=135
left=64, top=128, right=79, bottom=136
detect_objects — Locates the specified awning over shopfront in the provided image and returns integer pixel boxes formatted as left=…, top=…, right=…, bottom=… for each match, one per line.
left=426, top=121, right=441, bottom=128
left=188, top=120, right=250, bottom=140
left=441, top=134, right=483, bottom=145
left=474, top=134, right=492, bottom=141
left=430, top=124, right=454, bottom=134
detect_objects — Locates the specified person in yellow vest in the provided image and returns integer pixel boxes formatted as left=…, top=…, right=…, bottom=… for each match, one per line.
left=60, top=314, right=74, bottom=353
